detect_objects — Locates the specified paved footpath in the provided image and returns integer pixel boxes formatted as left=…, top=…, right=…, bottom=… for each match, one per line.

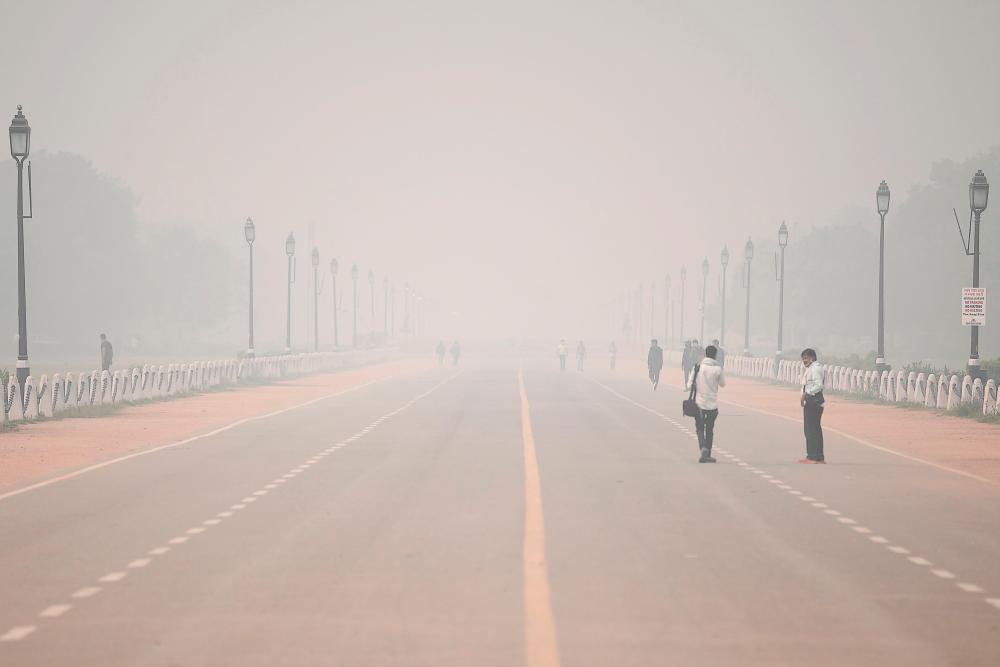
left=0, top=355, right=997, bottom=665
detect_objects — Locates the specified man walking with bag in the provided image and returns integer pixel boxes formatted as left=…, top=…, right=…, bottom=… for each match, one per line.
left=799, top=348, right=826, bottom=463
left=685, top=344, right=725, bottom=463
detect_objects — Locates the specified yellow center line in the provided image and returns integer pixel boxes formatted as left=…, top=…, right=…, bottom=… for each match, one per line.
left=519, top=367, right=561, bottom=667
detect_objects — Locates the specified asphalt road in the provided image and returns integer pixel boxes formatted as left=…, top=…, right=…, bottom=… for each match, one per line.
left=1, top=356, right=999, bottom=666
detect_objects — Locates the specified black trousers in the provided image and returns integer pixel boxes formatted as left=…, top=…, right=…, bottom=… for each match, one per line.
left=649, top=367, right=661, bottom=384
left=803, top=397, right=825, bottom=461
left=694, top=408, right=719, bottom=451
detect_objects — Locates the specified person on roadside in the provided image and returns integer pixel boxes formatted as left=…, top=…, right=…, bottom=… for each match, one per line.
left=647, top=338, right=664, bottom=390
left=609, top=340, right=617, bottom=371
left=799, top=348, right=827, bottom=464
left=681, top=340, right=693, bottom=383
left=686, top=344, right=725, bottom=463
left=712, top=338, right=726, bottom=370
left=691, top=339, right=705, bottom=365
left=100, top=333, right=114, bottom=372
left=576, top=340, right=587, bottom=371
left=558, top=339, right=568, bottom=371
left=450, top=340, right=462, bottom=366
left=436, top=341, right=446, bottom=366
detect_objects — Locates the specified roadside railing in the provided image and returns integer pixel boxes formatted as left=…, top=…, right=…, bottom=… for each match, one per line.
left=3, top=348, right=395, bottom=423
left=723, top=355, right=1000, bottom=417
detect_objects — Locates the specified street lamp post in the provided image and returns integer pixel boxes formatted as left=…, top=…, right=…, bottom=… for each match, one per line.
left=329, top=259, right=340, bottom=347
left=700, top=258, right=709, bottom=343
left=9, top=106, right=32, bottom=392
left=968, top=170, right=990, bottom=378
left=876, top=180, right=890, bottom=373
left=368, top=269, right=375, bottom=338
left=720, top=246, right=729, bottom=346
left=383, top=276, right=389, bottom=340
left=285, top=233, right=296, bottom=352
left=352, top=264, right=359, bottom=347
left=743, top=238, right=754, bottom=355
left=312, top=248, right=320, bottom=352
left=776, top=222, right=789, bottom=360
left=679, top=266, right=687, bottom=342
left=244, top=218, right=255, bottom=357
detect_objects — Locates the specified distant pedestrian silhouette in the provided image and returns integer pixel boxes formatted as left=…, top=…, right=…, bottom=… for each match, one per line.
left=450, top=340, right=461, bottom=366
left=647, top=339, right=663, bottom=390
left=558, top=339, right=568, bottom=371
left=436, top=341, right=446, bottom=366
left=100, top=333, right=114, bottom=372
left=609, top=341, right=617, bottom=370
left=576, top=341, right=586, bottom=371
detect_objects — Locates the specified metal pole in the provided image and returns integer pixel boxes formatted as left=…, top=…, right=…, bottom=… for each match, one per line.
left=700, top=274, right=707, bottom=342
left=285, top=255, right=292, bottom=352
left=679, top=279, right=685, bottom=342
left=876, top=212, right=886, bottom=370
left=969, top=210, right=982, bottom=375
left=777, top=246, right=785, bottom=355
left=720, top=265, right=727, bottom=347
left=15, top=158, right=29, bottom=391
left=248, top=244, right=254, bottom=356
left=370, top=285, right=375, bottom=335
left=313, top=266, right=319, bottom=352
left=332, top=276, right=339, bottom=347
left=744, top=260, right=752, bottom=355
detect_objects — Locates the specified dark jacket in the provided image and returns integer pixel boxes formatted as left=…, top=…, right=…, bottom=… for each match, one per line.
left=647, top=345, right=663, bottom=370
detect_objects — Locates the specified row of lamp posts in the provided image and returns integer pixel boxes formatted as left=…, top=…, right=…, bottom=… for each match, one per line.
left=242, top=220, right=405, bottom=356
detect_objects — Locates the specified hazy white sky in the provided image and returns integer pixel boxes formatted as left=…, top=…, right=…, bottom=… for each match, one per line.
left=2, top=0, right=998, bottom=343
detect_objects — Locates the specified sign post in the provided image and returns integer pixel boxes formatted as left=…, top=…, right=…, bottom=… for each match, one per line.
left=962, top=287, right=986, bottom=327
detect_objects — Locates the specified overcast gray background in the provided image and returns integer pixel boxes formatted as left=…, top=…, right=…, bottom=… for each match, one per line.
left=1, top=0, right=998, bottom=360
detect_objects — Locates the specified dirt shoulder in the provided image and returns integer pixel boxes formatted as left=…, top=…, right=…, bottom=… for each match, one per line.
left=0, top=358, right=433, bottom=491
left=642, top=364, right=1000, bottom=484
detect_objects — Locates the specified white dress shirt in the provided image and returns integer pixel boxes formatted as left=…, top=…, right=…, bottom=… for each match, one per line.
left=802, top=362, right=826, bottom=396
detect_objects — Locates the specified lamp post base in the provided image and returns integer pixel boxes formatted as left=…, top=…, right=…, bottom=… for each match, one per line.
left=875, top=358, right=891, bottom=375
left=967, top=359, right=985, bottom=382
left=246, top=348, right=255, bottom=358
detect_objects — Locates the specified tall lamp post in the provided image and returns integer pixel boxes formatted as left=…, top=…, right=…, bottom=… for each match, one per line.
left=10, top=106, right=32, bottom=392
left=664, top=274, right=671, bottom=350
left=383, top=276, right=389, bottom=340
left=679, top=265, right=687, bottom=343
left=329, top=259, right=339, bottom=347
left=311, top=248, right=320, bottom=352
left=720, top=246, right=729, bottom=346
left=776, top=222, right=789, bottom=360
left=368, top=269, right=376, bottom=338
left=967, top=170, right=990, bottom=378
left=743, top=238, right=754, bottom=355
left=700, top=258, right=709, bottom=343
left=876, top=180, right=890, bottom=373
left=285, top=233, right=296, bottom=352
left=244, top=218, right=255, bottom=357
left=352, top=264, right=359, bottom=347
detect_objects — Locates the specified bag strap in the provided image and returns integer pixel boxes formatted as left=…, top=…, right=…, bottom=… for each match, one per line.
left=688, top=364, right=700, bottom=400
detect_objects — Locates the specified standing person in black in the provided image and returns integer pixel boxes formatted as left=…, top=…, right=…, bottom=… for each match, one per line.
left=681, top=340, right=693, bottom=384
left=711, top=338, right=725, bottom=370
left=799, top=348, right=827, bottom=464
left=647, top=339, right=663, bottom=390
left=100, top=333, right=114, bottom=372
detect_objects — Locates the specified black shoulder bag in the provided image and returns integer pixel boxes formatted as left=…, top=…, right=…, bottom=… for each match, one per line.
left=682, top=364, right=701, bottom=417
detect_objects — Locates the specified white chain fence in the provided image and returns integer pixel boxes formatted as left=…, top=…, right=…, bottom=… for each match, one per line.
left=3, top=348, right=395, bottom=423
left=723, top=355, right=1000, bottom=417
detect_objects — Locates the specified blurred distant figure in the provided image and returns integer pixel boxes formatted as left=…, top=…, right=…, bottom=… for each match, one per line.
left=712, top=338, right=726, bottom=370
left=608, top=340, right=617, bottom=370
left=799, top=348, right=827, bottom=464
left=450, top=340, right=461, bottom=366
left=558, top=339, right=568, bottom=371
left=436, top=341, right=446, bottom=366
left=647, top=339, right=663, bottom=390
left=691, top=339, right=704, bottom=365
left=100, top=333, right=114, bottom=372
left=681, top=340, right=693, bottom=383
left=576, top=341, right=586, bottom=371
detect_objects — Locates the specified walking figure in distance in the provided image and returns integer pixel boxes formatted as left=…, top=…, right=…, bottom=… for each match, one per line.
left=450, top=340, right=462, bottom=366
left=576, top=340, right=586, bottom=371
left=100, top=333, right=114, bottom=372
left=435, top=341, right=446, bottom=366
left=711, top=338, right=725, bottom=369
left=608, top=340, right=617, bottom=371
left=681, top=340, right=693, bottom=385
left=799, top=348, right=826, bottom=463
left=647, top=338, right=663, bottom=390
left=558, top=339, right=568, bottom=371
left=687, top=344, right=725, bottom=463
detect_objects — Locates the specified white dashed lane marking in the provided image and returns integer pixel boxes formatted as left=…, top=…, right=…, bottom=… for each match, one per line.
left=0, top=370, right=462, bottom=645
